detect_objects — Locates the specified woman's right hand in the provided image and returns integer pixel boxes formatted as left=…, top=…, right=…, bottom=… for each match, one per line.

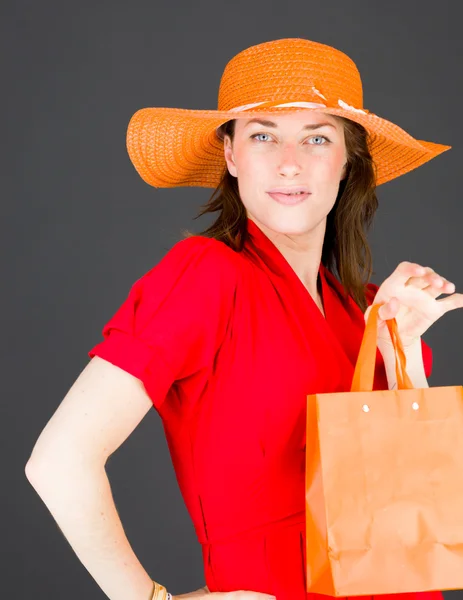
left=173, top=587, right=276, bottom=600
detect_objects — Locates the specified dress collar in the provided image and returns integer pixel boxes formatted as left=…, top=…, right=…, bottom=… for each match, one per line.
left=243, top=217, right=329, bottom=321
left=242, top=217, right=368, bottom=373
left=239, top=218, right=382, bottom=391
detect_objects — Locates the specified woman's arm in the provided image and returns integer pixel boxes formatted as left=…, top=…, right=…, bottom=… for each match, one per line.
left=379, top=338, right=429, bottom=390
left=25, top=356, right=157, bottom=600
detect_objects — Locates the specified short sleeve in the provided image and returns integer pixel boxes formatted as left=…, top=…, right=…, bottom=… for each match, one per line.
left=365, top=282, right=433, bottom=379
left=88, top=236, right=238, bottom=410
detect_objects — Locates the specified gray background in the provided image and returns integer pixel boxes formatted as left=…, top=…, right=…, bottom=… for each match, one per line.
left=4, top=0, right=462, bottom=598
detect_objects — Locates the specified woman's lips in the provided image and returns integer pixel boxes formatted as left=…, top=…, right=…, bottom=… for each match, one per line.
left=267, top=191, right=311, bottom=205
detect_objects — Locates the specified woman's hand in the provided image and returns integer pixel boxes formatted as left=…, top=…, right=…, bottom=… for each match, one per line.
left=173, top=589, right=276, bottom=600
left=364, top=261, right=463, bottom=348
left=173, top=585, right=211, bottom=598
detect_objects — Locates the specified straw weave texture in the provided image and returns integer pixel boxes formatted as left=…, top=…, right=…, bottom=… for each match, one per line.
left=126, top=38, right=451, bottom=188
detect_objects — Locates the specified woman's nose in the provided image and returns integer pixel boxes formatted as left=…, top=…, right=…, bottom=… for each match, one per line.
left=277, top=144, right=302, bottom=176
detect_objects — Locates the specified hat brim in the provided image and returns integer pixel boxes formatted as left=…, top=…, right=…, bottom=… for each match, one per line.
left=126, top=106, right=451, bottom=188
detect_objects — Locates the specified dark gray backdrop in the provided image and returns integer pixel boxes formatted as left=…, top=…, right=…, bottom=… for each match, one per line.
left=4, top=1, right=462, bottom=598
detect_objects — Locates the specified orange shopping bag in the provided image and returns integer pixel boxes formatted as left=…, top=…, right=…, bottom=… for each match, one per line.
left=305, top=302, right=463, bottom=596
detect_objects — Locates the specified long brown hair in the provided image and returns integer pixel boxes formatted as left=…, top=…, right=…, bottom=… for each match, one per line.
left=183, top=116, right=378, bottom=312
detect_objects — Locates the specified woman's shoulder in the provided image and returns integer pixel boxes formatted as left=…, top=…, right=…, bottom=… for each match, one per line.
left=173, top=234, right=239, bottom=264
left=139, top=233, right=240, bottom=289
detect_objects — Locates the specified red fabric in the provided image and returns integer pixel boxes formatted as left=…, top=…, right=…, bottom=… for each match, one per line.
left=88, top=218, right=437, bottom=600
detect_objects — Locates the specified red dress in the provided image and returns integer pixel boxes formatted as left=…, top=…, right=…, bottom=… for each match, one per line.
left=88, top=218, right=439, bottom=600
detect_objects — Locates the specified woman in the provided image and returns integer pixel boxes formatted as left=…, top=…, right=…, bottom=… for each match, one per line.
left=25, top=38, right=462, bottom=600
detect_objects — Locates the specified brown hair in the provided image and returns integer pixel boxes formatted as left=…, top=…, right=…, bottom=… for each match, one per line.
left=183, top=117, right=378, bottom=313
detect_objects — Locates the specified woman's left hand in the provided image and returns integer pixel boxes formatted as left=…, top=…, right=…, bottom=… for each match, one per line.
left=364, top=261, right=463, bottom=348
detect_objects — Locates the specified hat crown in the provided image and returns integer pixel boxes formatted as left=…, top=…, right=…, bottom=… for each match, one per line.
left=217, top=38, right=363, bottom=112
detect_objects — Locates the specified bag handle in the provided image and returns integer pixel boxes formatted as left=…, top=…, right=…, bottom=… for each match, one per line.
left=351, top=303, right=414, bottom=392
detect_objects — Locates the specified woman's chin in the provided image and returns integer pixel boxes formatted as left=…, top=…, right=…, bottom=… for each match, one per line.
left=264, top=217, right=317, bottom=237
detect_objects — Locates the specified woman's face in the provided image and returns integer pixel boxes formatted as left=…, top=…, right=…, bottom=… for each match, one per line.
left=223, top=111, right=348, bottom=237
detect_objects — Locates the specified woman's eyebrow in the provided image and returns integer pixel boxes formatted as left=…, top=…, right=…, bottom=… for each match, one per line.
left=243, top=118, right=337, bottom=130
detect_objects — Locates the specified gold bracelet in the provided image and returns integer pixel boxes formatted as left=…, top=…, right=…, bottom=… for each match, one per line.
left=151, top=580, right=169, bottom=600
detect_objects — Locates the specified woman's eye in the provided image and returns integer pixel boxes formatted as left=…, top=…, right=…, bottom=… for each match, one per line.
left=251, top=133, right=272, bottom=142
left=250, top=133, right=330, bottom=144
left=309, top=135, right=330, bottom=145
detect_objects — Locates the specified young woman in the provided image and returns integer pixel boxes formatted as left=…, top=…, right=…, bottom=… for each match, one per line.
left=26, top=38, right=462, bottom=600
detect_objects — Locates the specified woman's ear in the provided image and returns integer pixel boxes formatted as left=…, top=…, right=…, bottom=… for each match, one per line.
left=223, top=135, right=238, bottom=178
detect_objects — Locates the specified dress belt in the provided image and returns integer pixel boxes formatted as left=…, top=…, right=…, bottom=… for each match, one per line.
left=201, top=510, right=305, bottom=547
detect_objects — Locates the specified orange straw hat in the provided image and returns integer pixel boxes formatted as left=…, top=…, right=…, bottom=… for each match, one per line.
left=126, top=37, right=451, bottom=188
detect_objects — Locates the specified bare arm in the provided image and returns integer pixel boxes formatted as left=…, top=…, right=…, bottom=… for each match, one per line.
left=378, top=338, right=429, bottom=389
left=25, top=356, right=158, bottom=600
left=25, top=357, right=273, bottom=600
